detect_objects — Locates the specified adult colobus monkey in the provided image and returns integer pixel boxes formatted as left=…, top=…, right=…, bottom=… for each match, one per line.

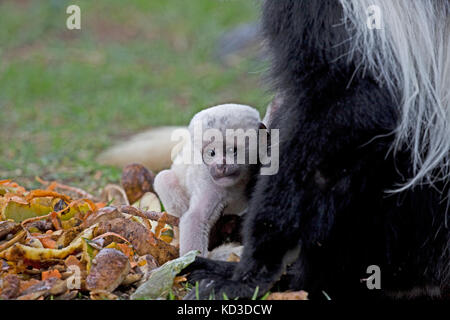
left=184, top=0, right=449, bottom=300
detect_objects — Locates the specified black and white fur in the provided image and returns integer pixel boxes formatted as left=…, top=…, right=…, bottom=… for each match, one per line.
left=184, top=0, right=449, bottom=300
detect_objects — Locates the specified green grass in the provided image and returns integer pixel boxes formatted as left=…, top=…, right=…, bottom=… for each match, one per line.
left=0, top=0, right=269, bottom=193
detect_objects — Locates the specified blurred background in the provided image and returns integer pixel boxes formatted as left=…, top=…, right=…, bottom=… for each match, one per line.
left=0, top=0, right=270, bottom=192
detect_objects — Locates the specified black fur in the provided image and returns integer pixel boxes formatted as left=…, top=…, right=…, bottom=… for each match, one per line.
left=183, top=0, right=449, bottom=300
left=208, top=215, right=242, bottom=251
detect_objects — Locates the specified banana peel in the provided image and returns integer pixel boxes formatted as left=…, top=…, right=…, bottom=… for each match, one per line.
left=0, top=224, right=97, bottom=262
left=0, top=197, right=53, bottom=222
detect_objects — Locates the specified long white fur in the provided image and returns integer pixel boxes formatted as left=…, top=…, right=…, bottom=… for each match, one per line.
left=339, top=0, right=450, bottom=192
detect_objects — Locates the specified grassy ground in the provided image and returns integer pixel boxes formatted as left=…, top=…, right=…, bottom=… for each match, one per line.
left=0, top=0, right=269, bottom=193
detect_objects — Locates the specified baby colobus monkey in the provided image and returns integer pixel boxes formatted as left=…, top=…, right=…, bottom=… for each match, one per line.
left=154, top=104, right=265, bottom=257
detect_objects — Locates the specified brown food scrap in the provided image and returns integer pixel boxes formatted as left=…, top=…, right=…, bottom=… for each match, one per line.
left=55, top=290, right=79, bottom=300
left=25, top=190, right=71, bottom=203
left=25, top=237, right=44, bottom=249
left=90, top=290, right=118, bottom=300
left=36, top=177, right=97, bottom=201
left=0, top=274, right=20, bottom=300
left=60, top=263, right=87, bottom=282
left=83, top=206, right=123, bottom=227
left=56, top=226, right=83, bottom=248
left=60, top=217, right=82, bottom=230
left=23, top=267, right=42, bottom=276
left=50, top=211, right=62, bottom=230
left=121, top=273, right=142, bottom=286
left=49, top=229, right=63, bottom=239
left=1, top=259, right=9, bottom=271
left=136, top=254, right=159, bottom=283
left=96, top=218, right=178, bottom=265
left=41, top=269, right=62, bottom=281
left=0, top=221, right=20, bottom=240
left=17, top=277, right=67, bottom=300
left=115, top=243, right=134, bottom=260
left=19, top=278, right=40, bottom=293
left=0, top=230, right=26, bottom=252
left=173, top=276, right=187, bottom=285
left=86, top=248, right=130, bottom=293
left=121, top=163, right=155, bottom=204
left=155, top=212, right=168, bottom=238
left=267, top=290, right=309, bottom=300
left=119, top=205, right=179, bottom=226
left=101, top=185, right=129, bottom=206
left=137, top=254, right=159, bottom=270
left=115, top=205, right=152, bottom=230
left=39, top=236, right=57, bottom=249
left=27, top=219, right=53, bottom=233
left=64, top=255, right=83, bottom=269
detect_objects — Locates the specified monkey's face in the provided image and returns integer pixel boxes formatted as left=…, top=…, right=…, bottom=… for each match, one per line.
left=203, top=141, right=247, bottom=187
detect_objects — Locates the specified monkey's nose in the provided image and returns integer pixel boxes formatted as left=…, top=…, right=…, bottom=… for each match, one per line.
left=216, top=164, right=226, bottom=174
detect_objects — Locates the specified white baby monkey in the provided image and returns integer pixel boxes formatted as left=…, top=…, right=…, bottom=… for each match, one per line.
left=154, top=104, right=265, bottom=258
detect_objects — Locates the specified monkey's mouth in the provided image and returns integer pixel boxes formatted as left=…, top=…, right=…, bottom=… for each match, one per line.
left=212, top=170, right=240, bottom=182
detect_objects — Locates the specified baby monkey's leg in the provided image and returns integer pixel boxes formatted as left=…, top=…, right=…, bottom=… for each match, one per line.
left=180, top=191, right=226, bottom=257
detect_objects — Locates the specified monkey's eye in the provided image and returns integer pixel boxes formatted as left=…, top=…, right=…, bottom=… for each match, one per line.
left=206, top=148, right=215, bottom=157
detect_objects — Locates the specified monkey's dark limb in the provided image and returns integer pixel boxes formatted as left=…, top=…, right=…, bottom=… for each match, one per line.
left=183, top=257, right=237, bottom=284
